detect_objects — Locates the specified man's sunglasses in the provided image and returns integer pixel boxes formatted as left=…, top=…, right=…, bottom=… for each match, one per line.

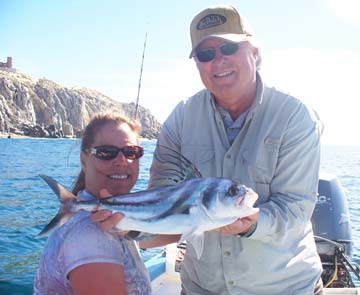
left=195, top=42, right=240, bottom=63
left=84, top=145, right=144, bottom=161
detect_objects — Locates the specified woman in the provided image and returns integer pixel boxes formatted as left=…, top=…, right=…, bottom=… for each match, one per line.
left=34, top=113, right=151, bottom=295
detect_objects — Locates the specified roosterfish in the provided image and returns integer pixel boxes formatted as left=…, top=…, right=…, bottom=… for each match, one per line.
left=37, top=146, right=259, bottom=259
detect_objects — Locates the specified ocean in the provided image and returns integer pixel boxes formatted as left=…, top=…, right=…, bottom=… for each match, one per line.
left=0, top=138, right=359, bottom=294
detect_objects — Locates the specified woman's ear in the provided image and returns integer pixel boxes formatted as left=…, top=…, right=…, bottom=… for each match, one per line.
left=80, top=151, right=87, bottom=171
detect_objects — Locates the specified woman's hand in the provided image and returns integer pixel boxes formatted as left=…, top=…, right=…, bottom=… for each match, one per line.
left=90, top=189, right=126, bottom=233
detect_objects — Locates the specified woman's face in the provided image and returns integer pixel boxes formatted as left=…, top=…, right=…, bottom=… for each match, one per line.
left=81, top=122, right=140, bottom=197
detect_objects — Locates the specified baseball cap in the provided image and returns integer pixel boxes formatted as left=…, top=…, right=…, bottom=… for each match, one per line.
left=189, top=5, right=252, bottom=58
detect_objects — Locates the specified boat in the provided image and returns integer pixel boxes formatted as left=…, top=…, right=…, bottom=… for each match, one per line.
left=143, top=173, right=360, bottom=294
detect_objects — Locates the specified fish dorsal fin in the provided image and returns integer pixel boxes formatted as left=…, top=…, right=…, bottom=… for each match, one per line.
left=155, top=145, right=202, bottom=184
left=39, top=174, right=77, bottom=202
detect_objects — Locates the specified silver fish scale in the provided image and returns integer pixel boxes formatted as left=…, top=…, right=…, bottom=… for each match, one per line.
left=87, top=178, right=246, bottom=221
left=93, top=178, right=220, bottom=221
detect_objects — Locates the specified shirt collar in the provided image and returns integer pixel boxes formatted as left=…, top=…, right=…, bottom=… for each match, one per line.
left=247, top=71, right=264, bottom=119
left=77, top=189, right=96, bottom=200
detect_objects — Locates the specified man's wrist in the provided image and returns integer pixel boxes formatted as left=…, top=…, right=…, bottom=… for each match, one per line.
left=237, top=221, right=257, bottom=238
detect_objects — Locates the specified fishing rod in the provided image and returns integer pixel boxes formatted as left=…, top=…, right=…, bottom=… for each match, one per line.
left=134, top=32, right=148, bottom=121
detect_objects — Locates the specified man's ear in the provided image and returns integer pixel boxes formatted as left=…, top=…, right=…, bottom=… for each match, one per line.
left=252, top=46, right=259, bottom=59
left=252, top=47, right=261, bottom=70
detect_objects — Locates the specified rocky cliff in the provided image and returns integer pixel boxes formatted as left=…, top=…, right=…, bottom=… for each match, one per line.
left=0, top=69, right=161, bottom=139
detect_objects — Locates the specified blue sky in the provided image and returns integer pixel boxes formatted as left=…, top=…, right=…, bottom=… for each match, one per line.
left=1, top=0, right=359, bottom=145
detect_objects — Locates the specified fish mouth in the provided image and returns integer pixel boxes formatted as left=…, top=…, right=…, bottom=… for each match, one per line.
left=108, top=174, right=129, bottom=180
left=235, top=195, right=245, bottom=207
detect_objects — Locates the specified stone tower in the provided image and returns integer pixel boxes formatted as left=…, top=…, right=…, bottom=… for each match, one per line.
left=6, top=57, right=12, bottom=68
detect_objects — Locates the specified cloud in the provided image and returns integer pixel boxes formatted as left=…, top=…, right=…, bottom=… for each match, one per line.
left=323, top=0, right=360, bottom=24
left=262, top=48, right=360, bottom=145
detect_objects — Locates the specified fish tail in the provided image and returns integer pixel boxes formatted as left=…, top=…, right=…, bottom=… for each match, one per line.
left=37, top=174, right=77, bottom=237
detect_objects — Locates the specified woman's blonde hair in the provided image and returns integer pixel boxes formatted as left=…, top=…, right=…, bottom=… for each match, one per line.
left=72, top=112, right=141, bottom=195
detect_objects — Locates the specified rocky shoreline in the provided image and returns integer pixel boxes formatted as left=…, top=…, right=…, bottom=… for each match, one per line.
left=0, top=70, right=161, bottom=139
left=0, top=132, right=155, bottom=141
left=6, top=123, right=70, bottom=138
left=0, top=132, right=29, bottom=138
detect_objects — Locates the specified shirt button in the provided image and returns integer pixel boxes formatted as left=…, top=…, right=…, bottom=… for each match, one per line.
left=228, top=280, right=234, bottom=285
left=224, top=251, right=231, bottom=256
left=226, top=154, right=231, bottom=159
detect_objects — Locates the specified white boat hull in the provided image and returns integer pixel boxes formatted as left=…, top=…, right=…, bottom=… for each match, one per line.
left=145, top=244, right=360, bottom=295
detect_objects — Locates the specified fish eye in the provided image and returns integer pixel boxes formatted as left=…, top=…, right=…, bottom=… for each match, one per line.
left=227, top=185, right=239, bottom=196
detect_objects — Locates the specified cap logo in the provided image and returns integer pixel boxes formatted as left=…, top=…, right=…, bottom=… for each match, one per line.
left=197, top=14, right=227, bottom=30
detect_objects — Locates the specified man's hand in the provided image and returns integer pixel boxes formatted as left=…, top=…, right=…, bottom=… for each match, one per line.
left=90, top=189, right=126, bottom=234
left=219, top=212, right=259, bottom=235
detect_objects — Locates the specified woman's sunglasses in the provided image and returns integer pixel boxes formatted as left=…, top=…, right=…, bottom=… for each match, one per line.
left=195, top=42, right=240, bottom=63
left=84, top=145, right=144, bottom=161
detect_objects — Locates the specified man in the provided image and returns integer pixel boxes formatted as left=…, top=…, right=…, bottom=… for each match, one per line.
left=149, top=5, right=323, bottom=295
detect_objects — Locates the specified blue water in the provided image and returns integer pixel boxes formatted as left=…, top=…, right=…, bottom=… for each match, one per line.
left=0, top=139, right=359, bottom=294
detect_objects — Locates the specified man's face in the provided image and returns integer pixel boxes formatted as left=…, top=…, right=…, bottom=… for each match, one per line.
left=194, top=38, right=258, bottom=103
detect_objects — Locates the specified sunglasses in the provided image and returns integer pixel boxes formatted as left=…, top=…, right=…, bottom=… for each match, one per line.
left=84, top=145, right=144, bottom=161
left=195, top=42, right=240, bottom=63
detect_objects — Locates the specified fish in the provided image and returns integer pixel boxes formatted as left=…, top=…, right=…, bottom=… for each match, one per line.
left=38, top=147, right=259, bottom=259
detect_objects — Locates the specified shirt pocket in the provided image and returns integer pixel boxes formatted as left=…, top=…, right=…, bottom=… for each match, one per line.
left=182, top=145, right=215, bottom=177
left=242, top=137, right=281, bottom=184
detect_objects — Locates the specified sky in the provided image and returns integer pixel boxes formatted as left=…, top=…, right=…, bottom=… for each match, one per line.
left=0, top=0, right=360, bottom=145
